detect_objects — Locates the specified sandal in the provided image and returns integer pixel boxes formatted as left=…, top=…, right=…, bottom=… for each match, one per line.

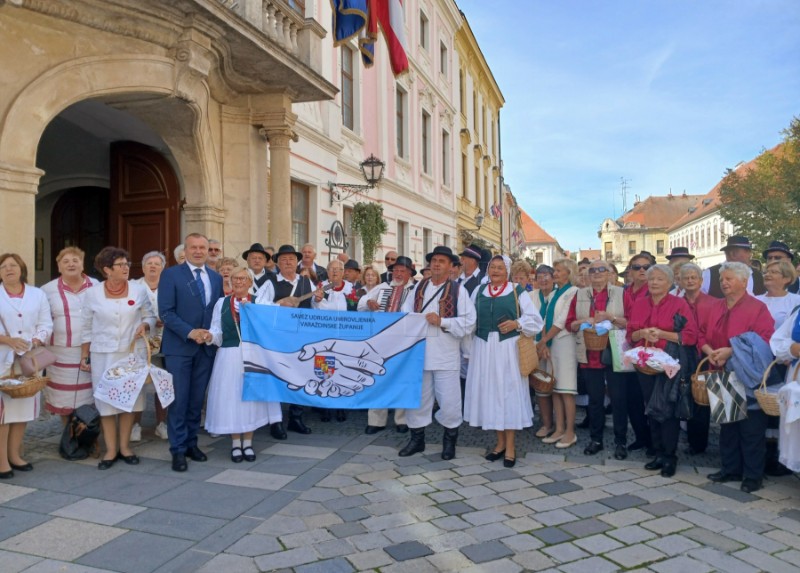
left=231, top=447, right=244, bottom=463
left=243, top=446, right=256, bottom=462
left=535, top=426, right=553, bottom=439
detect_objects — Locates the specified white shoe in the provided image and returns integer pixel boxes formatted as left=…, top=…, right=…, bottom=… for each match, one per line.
left=130, top=423, right=142, bottom=442
left=154, top=421, right=169, bottom=440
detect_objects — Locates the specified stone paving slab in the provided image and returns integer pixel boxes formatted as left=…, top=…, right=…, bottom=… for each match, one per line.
left=1, top=408, right=799, bottom=572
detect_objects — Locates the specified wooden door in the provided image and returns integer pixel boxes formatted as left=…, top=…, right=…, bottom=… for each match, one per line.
left=110, top=141, right=181, bottom=278
left=50, top=187, right=110, bottom=281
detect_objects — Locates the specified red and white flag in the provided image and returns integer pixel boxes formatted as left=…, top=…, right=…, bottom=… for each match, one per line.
left=370, top=0, right=409, bottom=76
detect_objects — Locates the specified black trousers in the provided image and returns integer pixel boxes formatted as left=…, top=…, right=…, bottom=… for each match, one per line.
left=720, top=409, right=767, bottom=480
left=638, top=373, right=680, bottom=459
left=584, top=367, right=647, bottom=445
left=687, top=404, right=710, bottom=452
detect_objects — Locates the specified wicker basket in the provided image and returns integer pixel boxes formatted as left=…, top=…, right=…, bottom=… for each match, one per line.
left=754, top=359, right=790, bottom=417
left=633, top=342, right=661, bottom=376
left=690, top=356, right=714, bottom=406
left=0, top=359, right=49, bottom=399
left=131, top=333, right=154, bottom=385
left=530, top=360, right=556, bottom=395
left=583, top=328, right=609, bottom=352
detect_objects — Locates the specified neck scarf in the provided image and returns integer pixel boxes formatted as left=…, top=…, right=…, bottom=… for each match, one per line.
left=537, top=284, right=571, bottom=346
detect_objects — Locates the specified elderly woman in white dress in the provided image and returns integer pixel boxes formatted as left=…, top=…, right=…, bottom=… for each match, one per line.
left=80, top=247, right=155, bottom=470
left=0, top=253, right=53, bottom=478
left=205, top=267, right=281, bottom=463
left=465, top=255, right=544, bottom=467
left=41, top=247, right=97, bottom=424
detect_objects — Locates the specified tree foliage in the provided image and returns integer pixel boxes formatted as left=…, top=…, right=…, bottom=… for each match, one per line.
left=350, top=201, right=388, bottom=267
left=718, top=116, right=800, bottom=253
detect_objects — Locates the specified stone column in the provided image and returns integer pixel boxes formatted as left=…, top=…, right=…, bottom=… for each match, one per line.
left=0, top=162, right=44, bottom=277
left=264, top=128, right=295, bottom=246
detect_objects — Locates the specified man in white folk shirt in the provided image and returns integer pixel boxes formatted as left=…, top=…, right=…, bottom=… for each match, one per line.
left=399, top=246, right=476, bottom=460
left=358, top=255, right=417, bottom=435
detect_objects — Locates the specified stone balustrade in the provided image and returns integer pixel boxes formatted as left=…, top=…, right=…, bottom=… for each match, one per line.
left=216, top=0, right=304, bottom=55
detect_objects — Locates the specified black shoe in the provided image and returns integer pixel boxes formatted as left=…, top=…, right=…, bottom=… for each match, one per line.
left=186, top=446, right=207, bottom=462
left=577, top=417, right=591, bottom=429
left=396, top=424, right=409, bottom=434
left=627, top=440, right=648, bottom=451
left=10, top=462, right=33, bottom=472
left=503, top=457, right=516, bottom=468
left=116, top=453, right=140, bottom=465
left=98, top=457, right=117, bottom=470
left=335, top=409, right=347, bottom=422
left=0, top=469, right=14, bottom=479
left=365, top=425, right=386, bottom=435
left=660, top=459, right=677, bottom=478
left=270, top=422, right=287, bottom=440
left=399, top=428, right=425, bottom=457
left=645, top=447, right=657, bottom=457
left=320, top=410, right=331, bottom=422
left=231, top=447, right=244, bottom=463
left=485, top=449, right=505, bottom=462
left=172, top=453, right=188, bottom=472
left=765, top=460, right=794, bottom=477
left=741, top=478, right=763, bottom=493
left=242, top=446, right=256, bottom=462
left=708, top=471, right=743, bottom=483
left=288, top=417, right=312, bottom=434
left=644, top=458, right=664, bottom=471
left=442, top=427, right=459, bottom=461
left=614, top=444, right=628, bottom=460
left=584, top=441, right=603, bottom=455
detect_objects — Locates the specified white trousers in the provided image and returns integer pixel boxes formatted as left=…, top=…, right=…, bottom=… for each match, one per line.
left=405, top=369, right=462, bottom=429
left=367, top=408, right=407, bottom=427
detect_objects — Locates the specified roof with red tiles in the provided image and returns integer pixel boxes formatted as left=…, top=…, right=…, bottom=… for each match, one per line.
left=619, top=193, right=705, bottom=230
left=520, top=209, right=557, bottom=244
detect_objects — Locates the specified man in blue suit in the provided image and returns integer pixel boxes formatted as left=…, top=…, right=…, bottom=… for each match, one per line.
left=158, top=233, right=223, bottom=471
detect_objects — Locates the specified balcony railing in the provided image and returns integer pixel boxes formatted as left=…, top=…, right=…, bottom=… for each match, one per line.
left=216, top=0, right=305, bottom=55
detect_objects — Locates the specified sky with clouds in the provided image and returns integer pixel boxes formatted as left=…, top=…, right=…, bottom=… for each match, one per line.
left=456, top=0, right=800, bottom=252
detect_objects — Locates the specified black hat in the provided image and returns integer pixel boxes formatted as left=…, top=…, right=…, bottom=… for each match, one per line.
left=666, top=246, right=695, bottom=261
left=638, top=250, right=655, bottom=262
left=721, top=235, right=753, bottom=252
left=480, top=248, right=493, bottom=264
left=273, top=244, right=302, bottom=261
left=425, top=246, right=460, bottom=264
left=242, top=243, right=271, bottom=261
left=762, top=240, right=794, bottom=261
left=459, top=244, right=483, bottom=261
left=388, top=255, right=417, bottom=276
left=344, top=259, right=361, bottom=271
left=578, top=257, right=591, bottom=266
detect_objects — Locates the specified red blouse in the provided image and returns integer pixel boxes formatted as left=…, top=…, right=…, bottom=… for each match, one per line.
left=685, top=292, right=714, bottom=354
left=699, top=294, right=775, bottom=351
left=624, top=282, right=649, bottom=319
left=566, top=287, right=609, bottom=369
left=626, top=293, right=698, bottom=350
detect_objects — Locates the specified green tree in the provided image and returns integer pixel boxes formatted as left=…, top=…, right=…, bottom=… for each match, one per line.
left=718, top=116, right=800, bottom=253
left=350, top=201, right=388, bottom=267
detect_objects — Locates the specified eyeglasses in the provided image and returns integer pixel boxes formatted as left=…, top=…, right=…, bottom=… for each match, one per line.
left=630, top=264, right=651, bottom=271
left=588, top=267, right=608, bottom=274
left=231, top=276, right=250, bottom=282
left=385, top=257, right=397, bottom=262
left=208, top=248, right=221, bottom=253
left=112, top=262, right=132, bottom=268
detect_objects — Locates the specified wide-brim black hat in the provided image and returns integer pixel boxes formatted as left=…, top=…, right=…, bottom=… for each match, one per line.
left=666, top=246, right=695, bottom=260
left=273, top=244, right=302, bottom=261
left=388, top=255, right=417, bottom=276
left=425, top=246, right=460, bottom=264
left=242, top=243, right=271, bottom=261
left=762, top=240, right=794, bottom=261
left=344, top=259, right=361, bottom=271
left=721, top=235, right=752, bottom=251
left=459, top=244, right=483, bottom=261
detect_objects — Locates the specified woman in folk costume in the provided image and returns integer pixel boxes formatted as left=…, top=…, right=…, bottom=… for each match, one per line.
left=80, top=247, right=155, bottom=470
left=41, top=247, right=97, bottom=423
left=0, top=253, right=53, bottom=478
left=205, top=267, right=281, bottom=463
left=465, top=255, right=543, bottom=467
left=533, top=259, right=579, bottom=449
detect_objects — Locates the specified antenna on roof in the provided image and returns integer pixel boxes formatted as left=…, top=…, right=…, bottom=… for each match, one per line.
left=620, top=177, right=629, bottom=212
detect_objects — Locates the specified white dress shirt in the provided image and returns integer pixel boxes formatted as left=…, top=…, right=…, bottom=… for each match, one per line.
left=187, top=263, right=212, bottom=303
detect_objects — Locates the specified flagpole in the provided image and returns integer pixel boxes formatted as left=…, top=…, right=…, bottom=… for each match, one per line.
left=498, top=113, right=504, bottom=255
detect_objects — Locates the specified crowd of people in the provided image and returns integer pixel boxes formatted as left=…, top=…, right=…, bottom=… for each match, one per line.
left=0, top=233, right=798, bottom=492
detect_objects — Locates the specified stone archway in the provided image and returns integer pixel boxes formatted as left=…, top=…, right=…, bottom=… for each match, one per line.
left=0, top=55, right=223, bottom=269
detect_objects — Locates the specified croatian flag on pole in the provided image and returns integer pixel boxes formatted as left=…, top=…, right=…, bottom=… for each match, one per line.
left=372, top=0, right=409, bottom=75
left=240, top=304, right=427, bottom=409
left=331, top=0, right=408, bottom=75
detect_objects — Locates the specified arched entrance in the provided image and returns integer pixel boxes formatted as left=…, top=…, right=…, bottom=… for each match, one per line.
left=50, top=187, right=109, bottom=280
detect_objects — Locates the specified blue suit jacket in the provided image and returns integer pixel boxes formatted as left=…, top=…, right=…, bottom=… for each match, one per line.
left=158, top=263, right=223, bottom=357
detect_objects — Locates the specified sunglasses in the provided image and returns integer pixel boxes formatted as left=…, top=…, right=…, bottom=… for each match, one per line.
left=588, top=267, right=607, bottom=274
left=630, top=264, right=651, bottom=271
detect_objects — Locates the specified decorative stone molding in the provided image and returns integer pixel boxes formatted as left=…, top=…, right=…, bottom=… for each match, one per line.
left=460, top=128, right=471, bottom=150
left=439, top=108, right=454, bottom=127
left=183, top=203, right=227, bottom=225
left=0, top=162, right=44, bottom=195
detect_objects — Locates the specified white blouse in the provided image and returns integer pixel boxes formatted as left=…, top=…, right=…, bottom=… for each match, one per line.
left=472, top=283, right=545, bottom=338
left=81, top=281, right=156, bottom=353
left=0, top=285, right=53, bottom=371
left=756, top=293, right=800, bottom=330
left=312, top=280, right=352, bottom=311
left=42, top=276, right=97, bottom=348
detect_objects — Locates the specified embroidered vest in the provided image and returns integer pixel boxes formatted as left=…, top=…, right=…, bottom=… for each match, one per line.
left=474, top=284, right=523, bottom=342
left=413, top=278, right=459, bottom=318
left=462, top=270, right=485, bottom=296
left=574, top=285, right=624, bottom=364
left=219, top=297, right=241, bottom=348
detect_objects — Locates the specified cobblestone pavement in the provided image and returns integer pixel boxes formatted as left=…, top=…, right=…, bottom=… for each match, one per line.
left=2, top=404, right=800, bottom=573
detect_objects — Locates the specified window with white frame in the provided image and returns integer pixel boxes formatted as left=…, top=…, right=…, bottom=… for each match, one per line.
left=461, top=152, right=468, bottom=198
left=291, top=181, right=309, bottom=247
left=396, top=86, right=407, bottom=158
left=397, top=220, right=408, bottom=254
left=341, top=45, right=354, bottom=131
left=420, top=11, right=429, bottom=50
left=423, top=228, right=432, bottom=255
left=421, top=110, right=431, bottom=174
left=441, top=130, right=450, bottom=186
left=440, top=41, right=448, bottom=76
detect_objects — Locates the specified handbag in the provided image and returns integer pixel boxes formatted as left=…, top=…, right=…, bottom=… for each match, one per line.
left=513, top=286, right=538, bottom=376
left=608, top=329, right=635, bottom=372
left=706, top=369, right=748, bottom=424
left=59, top=404, right=101, bottom=460
left=19, top=346, right=57, bottom=376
